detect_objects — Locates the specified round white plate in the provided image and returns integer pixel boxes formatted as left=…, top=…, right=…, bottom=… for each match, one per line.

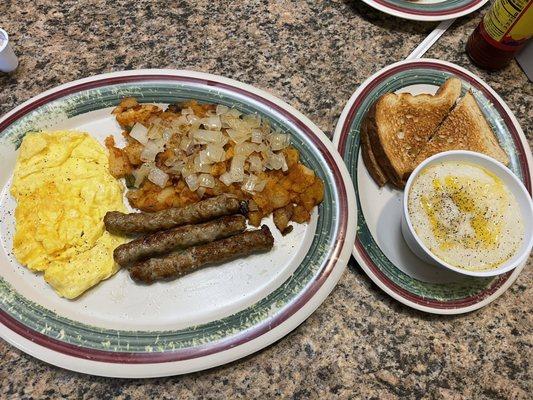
left=362, top=0, right=489, bottom=21
left=333, top=59, right=532, bottom=314
left=0, top=70, right=357, bottom=377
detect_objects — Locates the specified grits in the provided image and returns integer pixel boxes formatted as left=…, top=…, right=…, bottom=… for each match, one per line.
left=408, top=161, right=523, bottom=271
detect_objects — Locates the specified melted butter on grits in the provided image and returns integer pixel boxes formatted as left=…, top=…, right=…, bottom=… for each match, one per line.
left=408, top=161, right=523, bottom=271
left=11, top=131, right=126, bottom=299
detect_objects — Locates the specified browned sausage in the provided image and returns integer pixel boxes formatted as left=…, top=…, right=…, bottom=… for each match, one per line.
left=129, top=225, right=274, bottom=284
left=104, top=194, right=247, bottom=235
left=113, top=215, right=246, bottom=266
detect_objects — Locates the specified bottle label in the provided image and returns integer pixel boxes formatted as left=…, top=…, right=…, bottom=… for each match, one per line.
left=483, top=0, right=533, bottom=49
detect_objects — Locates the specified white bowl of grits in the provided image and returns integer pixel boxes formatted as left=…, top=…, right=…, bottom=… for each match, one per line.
left=401, top=150, right=533, bottom=277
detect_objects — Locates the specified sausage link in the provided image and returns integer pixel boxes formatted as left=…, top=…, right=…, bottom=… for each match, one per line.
left=114, top=215, right=246, bottom=266
left=129, top=225, right=274, bottom=284
left=104, top=194, right=247, bottom=235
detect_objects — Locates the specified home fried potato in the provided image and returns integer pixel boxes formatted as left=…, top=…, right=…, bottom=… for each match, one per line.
left=106, top=98, right=325, bottom=232
left=112, top=97, right=162, bottom=129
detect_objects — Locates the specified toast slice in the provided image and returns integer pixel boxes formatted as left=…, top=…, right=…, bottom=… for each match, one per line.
left=366, top=77, right=462, bottom=188
left=413, top=91, right=509, bottom=167
left=360, top=114, right=388, bottom=186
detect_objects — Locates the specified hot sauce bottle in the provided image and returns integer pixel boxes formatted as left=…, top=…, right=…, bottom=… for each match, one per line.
left=466, top=0, right=533, bottom=70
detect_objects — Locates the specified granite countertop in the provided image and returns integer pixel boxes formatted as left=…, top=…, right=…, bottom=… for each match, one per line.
left=0, top=1, right=531, bottom=398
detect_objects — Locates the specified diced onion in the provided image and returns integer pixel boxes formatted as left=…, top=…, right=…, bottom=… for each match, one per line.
left=198, top=150, right=213, bottom=166
left=140, top=140, right=164, bottom=162
left=192, top=129, right=227, bottom=145
left=216, top=105, right=229, bottom=115
left=164, top=156, right=176, bottom=167
left=147, top=167, right=169, bottom=188
left=186, top=114, right=199, bottom=125
left=132, top=163, right=153, bottom=187
left=258, top=143, right=270, bottom=158
left=148, top=120, right=164, bottom=140
left=242, top=174, right=266, bottom=193
left=243, top=113, right=261, bottom=128
left=234, top=142, right=257, bottom=156
left=162, top=129, right=173, bottom=143
left=198, top=173, right=215, bottom=188
left=265, top=152, right=286, bottom=170
left=226, top=108, right=242, bottom=118
left=251, top=129, right=262, bottom=144
left=230, top=155, right=246, bottom=182
left=201, top=115, right=222, bottom=131
left=130, top=123, right=149, bottom=144
left=261, top=119, right=272, bottom=132
left=172, top=115, right=188, bottom=127
left=130, top=103, right=296, bottom=196
left=206, top=144, right=225, bottom=162
left=256, top=180, right=267, bottom=191
left=226, top=129, right=250, bottom=144
left=219, top=172, right=234, bottom=186
left=248, top=154, right=263, bottom=173
left=185, top=174, right=200, bottom=191
left=180, top=137, right=193, bottom=153
left=194, top=155, right=212, bottom=173
left=282, top=155, right=288, bottom=172
left=241, top=176, right=256, bottom=192
left=181, top=163, right=195, bottom=178
left=269, top=132, right=289, bottom=151
left=220, top=114, right=233, bottom=129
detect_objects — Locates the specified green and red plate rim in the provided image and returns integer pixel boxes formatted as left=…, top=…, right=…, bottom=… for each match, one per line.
left=336, top=59, right=531, bottom=313
left=362, top=0, right=488, bottom=21
left=0, top=72, right=352, bottom=365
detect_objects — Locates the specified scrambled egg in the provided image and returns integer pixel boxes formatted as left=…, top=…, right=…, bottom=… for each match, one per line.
left=11, top=131, right=126, bottom=299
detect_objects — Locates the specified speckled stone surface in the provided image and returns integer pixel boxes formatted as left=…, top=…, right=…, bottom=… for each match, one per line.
left=0, top=1, right=532, bottom=399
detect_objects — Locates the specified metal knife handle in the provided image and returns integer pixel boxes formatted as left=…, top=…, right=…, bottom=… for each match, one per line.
left=406, top=19, right=456, bottom=60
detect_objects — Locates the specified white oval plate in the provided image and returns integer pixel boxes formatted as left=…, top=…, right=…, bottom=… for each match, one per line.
left=0, top=70, right=357, bottom=377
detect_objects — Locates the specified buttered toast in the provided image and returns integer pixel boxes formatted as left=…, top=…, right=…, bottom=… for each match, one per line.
left=366, top=78, right=462, bottom=188
left=413, top=91, right=509, bottom=166
left=361, top=77, right=510, bottom=189
left=360, top=111, right=388, bottom=186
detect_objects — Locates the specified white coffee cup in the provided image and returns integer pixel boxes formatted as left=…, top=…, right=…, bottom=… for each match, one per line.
left=0, top=28, right=19, bottom=73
